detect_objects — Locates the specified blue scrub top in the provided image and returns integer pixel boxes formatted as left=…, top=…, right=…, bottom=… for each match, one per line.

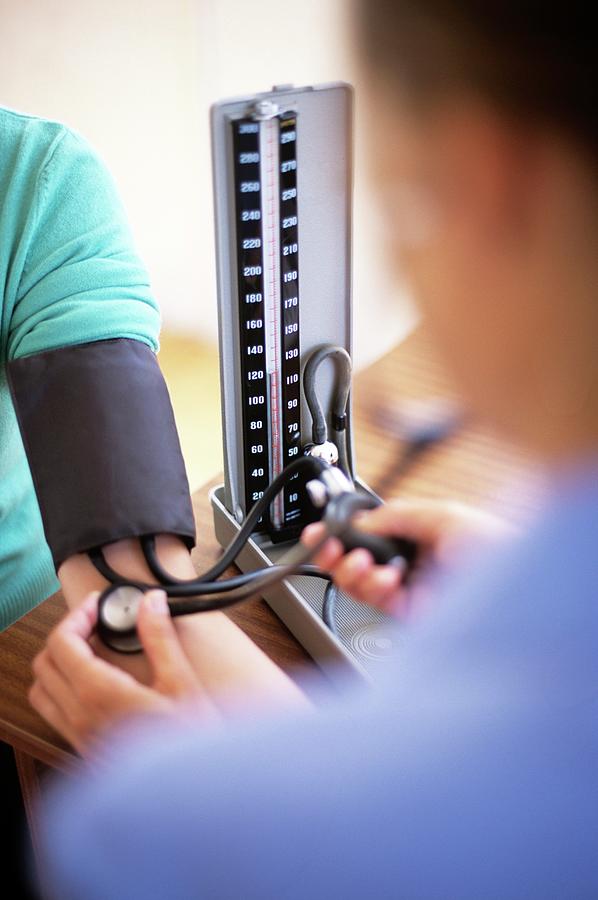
left=39, top=464, right=598, bottom=899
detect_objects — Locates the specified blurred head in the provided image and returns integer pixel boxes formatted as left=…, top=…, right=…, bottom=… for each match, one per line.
left=354, top=1, right=598, bottom=465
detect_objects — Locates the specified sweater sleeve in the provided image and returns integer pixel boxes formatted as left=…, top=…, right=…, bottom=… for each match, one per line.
left=6, top=126, right=161, bottom=361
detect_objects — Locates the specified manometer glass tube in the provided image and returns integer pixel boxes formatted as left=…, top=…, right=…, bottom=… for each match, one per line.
left=232, top=110, right=305, bottom=538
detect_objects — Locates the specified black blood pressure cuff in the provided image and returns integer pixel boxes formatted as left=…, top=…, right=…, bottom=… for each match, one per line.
left=7, top=339, right=196, bottom=570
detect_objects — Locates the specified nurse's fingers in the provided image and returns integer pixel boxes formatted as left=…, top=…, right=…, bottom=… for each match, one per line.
left=356, top=498, right=517, bottom=555
left=137, top=591, right=201, bottom=698
left=328, top=548, right=374, bottom=591
left=46, top=594, right=111, bottom=686
left=60, top=590, right=100, bottom=639
left=28, top=680, right=82, bottom=753
left=334, top=559, right=404, bottom=610
left=32, top=649, right=83, bottom=727
left=351, top=498, right=456, bottom=544
left=301, top=523, right=345, bottom=571
left=302, top=524, right=407, bottom=611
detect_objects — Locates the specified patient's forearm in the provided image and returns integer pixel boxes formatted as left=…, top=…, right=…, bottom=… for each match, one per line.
left=58, top=536, right=307, bottom=712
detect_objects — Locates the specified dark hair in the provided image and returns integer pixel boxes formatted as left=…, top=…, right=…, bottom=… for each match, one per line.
left=356, top=1, right=597, bottom=157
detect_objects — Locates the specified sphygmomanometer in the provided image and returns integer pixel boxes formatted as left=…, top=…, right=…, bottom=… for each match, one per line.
left=8, top=85, right=452, bottom=679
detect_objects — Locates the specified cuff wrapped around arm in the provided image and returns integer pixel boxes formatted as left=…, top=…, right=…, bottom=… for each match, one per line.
left=7, top=338, right=196, bottom=570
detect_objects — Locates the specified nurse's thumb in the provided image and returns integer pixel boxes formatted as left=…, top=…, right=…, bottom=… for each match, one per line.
left=136, top=590, right=199, bottom=697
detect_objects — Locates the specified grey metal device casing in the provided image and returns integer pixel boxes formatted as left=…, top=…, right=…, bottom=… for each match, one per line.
left=210, top=84, right=400, bottom=683
left=211, top=83, right=355, bottom=518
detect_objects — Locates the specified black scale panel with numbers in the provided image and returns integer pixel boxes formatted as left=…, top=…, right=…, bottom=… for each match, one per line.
left=232, top=113, right=311, bottom=541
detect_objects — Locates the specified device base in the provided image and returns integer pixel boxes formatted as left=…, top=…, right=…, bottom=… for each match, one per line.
left=210, top=484, right=403, bottom=687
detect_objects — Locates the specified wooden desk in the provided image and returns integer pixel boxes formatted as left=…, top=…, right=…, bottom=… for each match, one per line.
left=0, top=331, right=543, bottom=848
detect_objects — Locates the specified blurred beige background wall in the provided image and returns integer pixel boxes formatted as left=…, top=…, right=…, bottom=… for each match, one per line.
left=0, top=0, right=415, bottom=367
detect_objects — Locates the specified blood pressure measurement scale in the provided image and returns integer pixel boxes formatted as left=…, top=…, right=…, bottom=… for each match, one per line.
left=210, top=84, right=405, bottom=683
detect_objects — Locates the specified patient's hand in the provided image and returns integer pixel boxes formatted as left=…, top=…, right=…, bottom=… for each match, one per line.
left=29, top=591, right=219, bottom=758
left=302, top=497, right=518, bottom=616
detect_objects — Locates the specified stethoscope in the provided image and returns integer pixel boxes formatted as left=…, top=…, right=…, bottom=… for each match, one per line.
left=93, top=345, right=458, bottom=653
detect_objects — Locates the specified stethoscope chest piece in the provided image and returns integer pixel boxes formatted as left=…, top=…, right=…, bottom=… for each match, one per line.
left=97, top=585, right=144, bottom=654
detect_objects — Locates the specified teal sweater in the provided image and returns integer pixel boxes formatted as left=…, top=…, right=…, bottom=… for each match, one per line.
left=0, top=106, right=160, bottom=629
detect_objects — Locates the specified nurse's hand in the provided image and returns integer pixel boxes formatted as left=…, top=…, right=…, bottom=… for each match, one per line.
left=29, top=590, right=219, bottom=758
left=301, top=498, right=517, bottom=615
